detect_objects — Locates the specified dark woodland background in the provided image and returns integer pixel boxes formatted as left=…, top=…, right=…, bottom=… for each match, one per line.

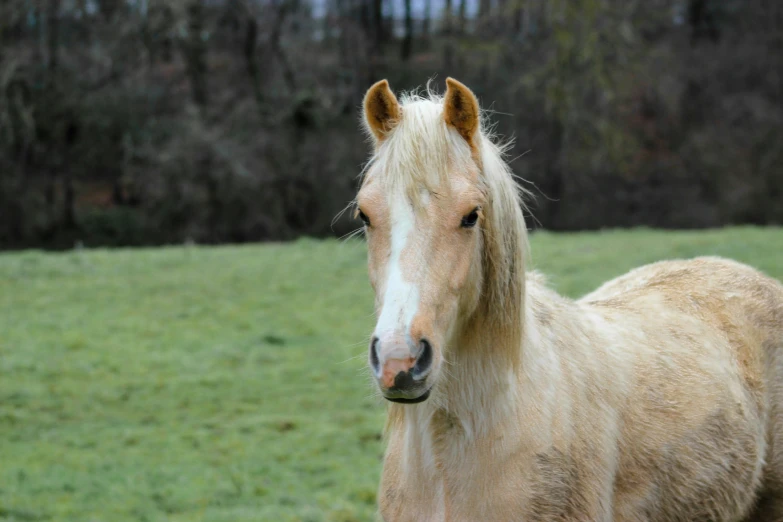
left=0, top=0, right=781, bottom=249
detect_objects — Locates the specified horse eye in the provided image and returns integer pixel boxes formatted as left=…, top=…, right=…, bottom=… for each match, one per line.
left=358, top=209, right=371, bottom=227
left=461, top=208, right=480, bottom=229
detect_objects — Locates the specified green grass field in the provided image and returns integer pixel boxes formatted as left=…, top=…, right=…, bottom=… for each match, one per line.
left=1, top=227, right=781, bottom=522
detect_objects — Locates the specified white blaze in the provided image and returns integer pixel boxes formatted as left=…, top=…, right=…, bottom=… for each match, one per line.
left=373, top=194, right=420, bottom=373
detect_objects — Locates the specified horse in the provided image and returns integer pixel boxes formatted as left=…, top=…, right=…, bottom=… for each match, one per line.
left=354, top=77, right=783, bottom=521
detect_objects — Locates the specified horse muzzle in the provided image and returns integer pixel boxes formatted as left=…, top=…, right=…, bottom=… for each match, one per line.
left=370, top=336, right=434, bottom=403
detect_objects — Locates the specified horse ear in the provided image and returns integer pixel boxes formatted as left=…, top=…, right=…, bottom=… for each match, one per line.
left=443, top=77, right=480, bottom=145
left=363, top=80, right=401, bottom=142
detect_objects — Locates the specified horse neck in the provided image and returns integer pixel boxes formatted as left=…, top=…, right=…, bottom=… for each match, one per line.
left=444, top=298, right=528, bottom=423
left=387, top=283, right=529, bottom=445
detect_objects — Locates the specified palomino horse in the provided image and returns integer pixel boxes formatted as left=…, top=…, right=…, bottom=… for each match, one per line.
left=355, top=78, right=783, bottom=521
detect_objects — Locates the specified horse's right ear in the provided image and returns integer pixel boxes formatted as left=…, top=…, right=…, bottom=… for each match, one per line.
left=363, top=80, right=401, bottom=143
left=444, top=77, right=480, bottom=146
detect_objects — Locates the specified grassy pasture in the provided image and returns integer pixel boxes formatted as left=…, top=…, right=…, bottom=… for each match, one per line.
left=0, top=227, right=781, bottom=522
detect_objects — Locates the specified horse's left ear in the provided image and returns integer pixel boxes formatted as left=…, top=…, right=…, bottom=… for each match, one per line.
left=444, top=77, right=480, bottom=145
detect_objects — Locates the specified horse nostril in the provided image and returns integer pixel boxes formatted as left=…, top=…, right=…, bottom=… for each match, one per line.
left=413, top=338, right=433, bottom=377
left=370, top=337, right=380, bottom=374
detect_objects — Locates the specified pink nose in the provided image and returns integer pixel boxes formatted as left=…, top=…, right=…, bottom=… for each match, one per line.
left=381, top=357, right=416, bottom=389
left=370, top=336, right=434, bottom=391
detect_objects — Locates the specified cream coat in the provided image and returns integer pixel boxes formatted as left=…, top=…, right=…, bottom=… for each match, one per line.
left=358, top=79, right=783, bottom=522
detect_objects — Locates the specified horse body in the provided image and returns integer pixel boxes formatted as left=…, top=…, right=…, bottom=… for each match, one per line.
left=357, top=79, right=783, bottom=521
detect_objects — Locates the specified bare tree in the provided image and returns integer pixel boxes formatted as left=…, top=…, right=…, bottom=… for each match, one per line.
left=423, top=0, right=432, bottom=39
left=457, top=0, right=467, bottom=34
left=47, top=0, right=61, bottom=74
left=182, top=0, right=209, bottom=106
left=401, top=0, right=413, bottom=60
